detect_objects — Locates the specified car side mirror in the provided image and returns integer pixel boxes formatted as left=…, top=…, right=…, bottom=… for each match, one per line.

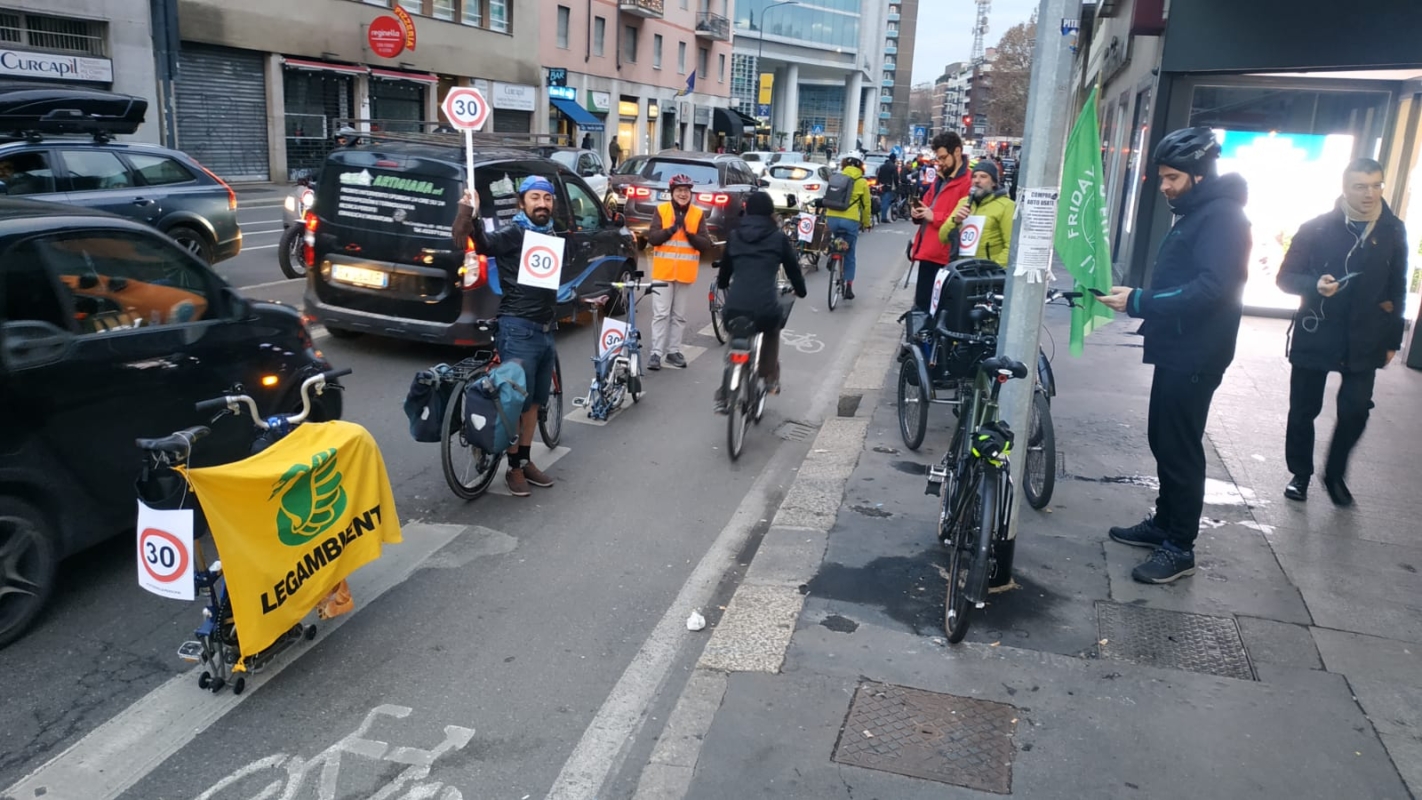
left=758, top=178, right=770, bottom=187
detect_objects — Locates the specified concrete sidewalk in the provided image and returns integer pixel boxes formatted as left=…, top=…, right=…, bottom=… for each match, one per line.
left=634, top=284, right=1422, bottom=798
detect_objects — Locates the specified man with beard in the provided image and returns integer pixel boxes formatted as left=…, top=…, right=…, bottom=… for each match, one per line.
left=1276, top=158, right=1409, bottom=507
left=1097, top=127, right=1251, bottom=584
left=908, top=132, right=972, bottom=311
left=937, top=160, right=1015, bottom=268
left=453, top=176, right=561, bottom=498
left=644, top=173, right=713, bottom=370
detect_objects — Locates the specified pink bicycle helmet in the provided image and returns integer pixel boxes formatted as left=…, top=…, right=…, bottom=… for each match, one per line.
left=668, top=173, right=695, bottom=189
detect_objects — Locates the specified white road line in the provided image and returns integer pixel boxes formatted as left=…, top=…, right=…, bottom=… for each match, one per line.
left=242, top=243, right=281, bottom=251
left=1, top=521, right=474, bottom=800
left=565, top=389, right=648, bottom=427
left=241, top=227, right=287, bottom=235
left=237, top=277, right=300, bottom=291
left=485, top=444, right=572, bottom=496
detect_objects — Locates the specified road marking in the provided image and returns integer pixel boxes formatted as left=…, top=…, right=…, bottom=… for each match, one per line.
left=485, top=444, right=572, bottom=497
left=242, top=243, right=282, bottom=251
left=240, top=227, right=287, bottom=235
left=237, top=277, right=301, bottom=291
left=697, top=324, right=718, bottom=339
left=566, top=387, right=649, bottom=427
left=0, top=522, right=473, bottom=800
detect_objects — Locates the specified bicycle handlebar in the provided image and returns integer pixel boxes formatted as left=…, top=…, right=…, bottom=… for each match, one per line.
left=196, top=367, right=351, bottom=430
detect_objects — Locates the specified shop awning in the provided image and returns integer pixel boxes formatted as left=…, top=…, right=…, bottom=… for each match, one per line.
left=712, top=106, right=743, bottom=139
left=550, top=97, right=604, bottom=131
left=731, top=108, right=761, bottom=128
left=370, top=68, right=439, bottom=85
left=282, top=57, right=368, bottom=76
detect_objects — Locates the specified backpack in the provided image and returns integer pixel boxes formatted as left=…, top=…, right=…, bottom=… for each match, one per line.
left=462, top=361, right=528, bottom=454
left=821, top=172, right=855, bottom=211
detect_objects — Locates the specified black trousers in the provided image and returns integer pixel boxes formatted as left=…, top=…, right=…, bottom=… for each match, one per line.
left=1148, top=367, right=1222, bottom=550
left=913, top=259, right=947, bottom=312
left=1285, top=366, right=1376, bottom=481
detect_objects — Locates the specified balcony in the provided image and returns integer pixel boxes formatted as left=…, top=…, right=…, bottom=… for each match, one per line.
left=694, top=11, right=730, bottom=41
left=884, top=61, right=896, bottom=70
left=887, top=12, right=899, bottom=21
left=882, top=79, right=894, bottom=88
left=885, top=29, right=898, bottom=38
left=884, top=45, right=897, bottom=55
left=879, top=111, right=891, bottom=119
left=619, top=0, right=663, bottom=18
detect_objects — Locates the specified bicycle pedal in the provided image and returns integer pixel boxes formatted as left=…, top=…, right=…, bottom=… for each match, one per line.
left=177, top=641, right=203, bottom=662
left=925, top=465, right=948, bottom=495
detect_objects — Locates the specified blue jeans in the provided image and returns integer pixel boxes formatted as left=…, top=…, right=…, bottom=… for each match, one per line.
left=879, top=190, right=896, bottom=222
left=496, top=316, right=556, bottom=411
left=827, top=217, right=860, bottom=283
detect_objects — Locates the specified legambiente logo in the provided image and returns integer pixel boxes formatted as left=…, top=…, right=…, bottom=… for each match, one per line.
left=270, top=448, right=348, bottom=547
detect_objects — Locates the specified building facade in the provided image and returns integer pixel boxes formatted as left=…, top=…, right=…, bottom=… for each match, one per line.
left=169, top=0, right=541, bottom=182
left=880, top=0, right=915, bottom=146
left=1, top=1, right=160, bottom=143
left=931, top=61, right=970, bottom=139
left=538, top=0, right=738, bottom=164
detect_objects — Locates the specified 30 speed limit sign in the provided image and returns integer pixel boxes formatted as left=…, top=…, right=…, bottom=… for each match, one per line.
left=442, top=86, right=490, bottom=131
left=135, top=501, right=195, bottom=600
left=517, top=230, right=565, bottom=290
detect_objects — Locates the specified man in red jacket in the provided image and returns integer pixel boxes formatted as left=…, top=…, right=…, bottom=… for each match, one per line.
left=909, top=132, right=973, bottom=311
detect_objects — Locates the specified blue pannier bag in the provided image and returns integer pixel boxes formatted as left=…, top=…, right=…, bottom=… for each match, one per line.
left=462, top=361, right=528, bottom=453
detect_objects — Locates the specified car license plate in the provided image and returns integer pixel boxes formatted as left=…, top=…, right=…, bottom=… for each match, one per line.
left=659, top=191, right=670, bottom=201
left=331, top=264, right=389, bottom=289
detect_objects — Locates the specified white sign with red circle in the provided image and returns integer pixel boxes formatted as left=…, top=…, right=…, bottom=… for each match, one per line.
left=599, top=318, right=628, bottom=357
left=442, top=87, right=490, bottom=132
left=136, top=501, right=194, bottom=600
left=958, top=214, right=986, bottom=257
left=796, top=213, right=815, bottom=243
left=517, top=229, right=564, bottom=290
left=929, top=266, right=951, bottom=315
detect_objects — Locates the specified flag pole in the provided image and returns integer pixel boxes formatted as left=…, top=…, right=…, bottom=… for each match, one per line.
left=993, top=0, right=1084, bottom=574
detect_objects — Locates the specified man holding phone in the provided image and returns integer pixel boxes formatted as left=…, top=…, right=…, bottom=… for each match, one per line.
left=908, top=132, right=973, bottom=311
left=1274, top=158, right=1409, bottom=506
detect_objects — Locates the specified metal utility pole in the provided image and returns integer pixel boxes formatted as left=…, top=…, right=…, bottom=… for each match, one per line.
left=993, top=0, right=1083, bottom=576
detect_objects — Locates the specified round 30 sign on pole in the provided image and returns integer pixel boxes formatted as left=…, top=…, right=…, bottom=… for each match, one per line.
left=442, top=87, right=490, bottom=197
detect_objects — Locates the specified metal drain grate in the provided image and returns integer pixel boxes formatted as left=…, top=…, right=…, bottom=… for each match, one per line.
left=833, top=682, right=1018, bottom=793
left=1096, top=601, right=1255, bottom=681
left=774, top=421, right=818, bottom=442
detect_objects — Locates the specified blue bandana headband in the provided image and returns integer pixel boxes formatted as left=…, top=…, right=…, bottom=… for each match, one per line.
left=519, top=176, right=556, bottom=197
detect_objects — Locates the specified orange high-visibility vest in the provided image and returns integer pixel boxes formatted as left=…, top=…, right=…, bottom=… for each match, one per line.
left=651, top=203, right=704, bottom=284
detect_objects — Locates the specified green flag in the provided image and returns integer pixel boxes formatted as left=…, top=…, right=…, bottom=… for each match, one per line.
left=1054, top=85, right=1115, bottom=357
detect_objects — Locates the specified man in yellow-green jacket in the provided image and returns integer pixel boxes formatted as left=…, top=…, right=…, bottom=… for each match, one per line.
left=824, top=156, right=873, bottom=299
left=939, top=161, right=1015, bottom=267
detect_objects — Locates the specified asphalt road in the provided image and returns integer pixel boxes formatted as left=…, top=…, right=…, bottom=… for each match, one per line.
left=0, top=217, right=917, bottom=800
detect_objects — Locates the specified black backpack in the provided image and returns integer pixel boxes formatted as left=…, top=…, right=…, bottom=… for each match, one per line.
left=821, top=172, right=856, bottom=211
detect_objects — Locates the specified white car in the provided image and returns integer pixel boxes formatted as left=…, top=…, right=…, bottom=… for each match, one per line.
left=760, top=161, right=832, bottom=210
left=741, top=151, right=785, bottom=177
left=540, top=147, right=612, bottom=205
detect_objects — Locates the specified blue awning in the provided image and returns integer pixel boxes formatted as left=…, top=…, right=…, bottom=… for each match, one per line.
left=551, top=97, right=604, bottom=132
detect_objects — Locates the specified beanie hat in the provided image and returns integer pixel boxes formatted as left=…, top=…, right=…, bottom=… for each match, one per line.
left=744, top=191, right=775, bottom=218
left=972, top=161, right=1000, bottom=186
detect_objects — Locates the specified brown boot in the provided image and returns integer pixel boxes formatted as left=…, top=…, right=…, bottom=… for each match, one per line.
left=505, top=467, right=531, bottom=497
left=522, top=461, right=554, bottom=488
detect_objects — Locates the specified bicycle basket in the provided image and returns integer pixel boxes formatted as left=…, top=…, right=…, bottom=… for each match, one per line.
left=936, top=258, right=1005, bottom=333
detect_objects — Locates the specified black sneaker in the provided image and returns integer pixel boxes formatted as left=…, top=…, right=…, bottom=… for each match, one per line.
left=1131, top=543, right=1196, bottom=584
left=1284, top=475, right=1309, bottom=502
left=1109, top=516, right=1168, bottom=549
left=1323, top=475, right=1354, bottom=507
left=665, top=352, right=688, bottom=368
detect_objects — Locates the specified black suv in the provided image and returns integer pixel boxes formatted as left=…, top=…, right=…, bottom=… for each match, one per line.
left=0, top=199, right=340, bottom=648
left=619, top=151, right=757, bottom=245
left=0, top=84, right=242, bottom=264
left=304, top=138, right=636, bottom=345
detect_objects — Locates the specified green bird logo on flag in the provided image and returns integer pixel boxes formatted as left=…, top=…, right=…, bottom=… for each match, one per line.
left=1055, top=86, right=1116, bottom=356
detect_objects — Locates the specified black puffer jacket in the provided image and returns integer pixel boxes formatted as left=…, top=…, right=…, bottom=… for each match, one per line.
left=1276, top=200, right=1409, bottom=373
left=1125, top=173, right=1251, bottom=375
left=717, top=215, right=807, bottom=323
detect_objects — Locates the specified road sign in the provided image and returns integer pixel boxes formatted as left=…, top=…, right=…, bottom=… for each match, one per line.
left=136, top=501, right=194, bottom=600
left=442, top=86, right=490, bottom=131
left=599, top=318, right=628, bottom=356
left=757, top=103, right=771, bottom=119
left=811, top=124, right=824, bottom=136
left=518, top=230, right=564, bottom=289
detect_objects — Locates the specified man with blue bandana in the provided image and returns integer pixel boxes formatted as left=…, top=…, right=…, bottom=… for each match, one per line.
left=454, top=175, right=561, bottom=497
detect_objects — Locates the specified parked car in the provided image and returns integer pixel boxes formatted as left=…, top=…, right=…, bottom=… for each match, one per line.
left=535, top=146, right=613, bottom=208
left=862, top=151, right=894, bottom=188
left=619, top=151, right=759, bottom=247
left=0, top=198, right=339, bottom=648
left=303, top=139, right=637, bottom=346
left=759, top=161, right=831, bottom=210
left=0, top=84, right=242, bottom=264
left=606, top=154, right=652, bottom=211
left=741, top=151, right=785, bottom=177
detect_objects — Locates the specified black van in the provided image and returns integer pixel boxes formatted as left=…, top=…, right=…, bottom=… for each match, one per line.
left=303, top=140, right=637, bottom=346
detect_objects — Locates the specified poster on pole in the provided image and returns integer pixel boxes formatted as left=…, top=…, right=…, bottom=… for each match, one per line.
left=1014, top=188, right=1059, bottom=283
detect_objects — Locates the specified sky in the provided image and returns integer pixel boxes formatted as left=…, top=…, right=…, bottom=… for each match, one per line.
left=909, top=0, right=1040, bottom=84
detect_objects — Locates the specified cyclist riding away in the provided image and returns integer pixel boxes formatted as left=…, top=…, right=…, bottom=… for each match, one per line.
left=876, top=153, right=902, bottom=225
left=645, top=173, right=714, bottom=370
left=714, top=191, right=807, bottom=412
left=939, top=160, right=1015, bottom=268
left=823, top=156, right=872, bottom=300
left=453, top=176, right=560, bottom=498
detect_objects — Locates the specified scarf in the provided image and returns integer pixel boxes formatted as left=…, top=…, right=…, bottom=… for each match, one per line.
left=1340, top=195, right=1381, bottom=241
left=513, top=211, right=554, bottom=234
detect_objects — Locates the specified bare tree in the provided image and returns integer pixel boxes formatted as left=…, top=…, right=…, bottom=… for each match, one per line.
left=986, top=21, right=1034, bottom=138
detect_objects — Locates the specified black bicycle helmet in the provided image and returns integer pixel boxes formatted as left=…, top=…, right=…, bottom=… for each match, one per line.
left=1153, top=126, right=1220, bottom=175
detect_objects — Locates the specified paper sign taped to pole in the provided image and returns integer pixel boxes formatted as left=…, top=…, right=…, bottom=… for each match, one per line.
left=958, top=215, right=986, bottom=257
left=517, top=230, right=564, bottom=290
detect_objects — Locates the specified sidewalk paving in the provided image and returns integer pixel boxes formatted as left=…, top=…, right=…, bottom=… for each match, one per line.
left=669, top=296, right=1422, bottom=798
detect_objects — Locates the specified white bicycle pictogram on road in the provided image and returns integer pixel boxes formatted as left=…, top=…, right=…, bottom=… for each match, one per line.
left=780, top=329, right=825, bottom=354
left=194, top=704, right=474, bottom=800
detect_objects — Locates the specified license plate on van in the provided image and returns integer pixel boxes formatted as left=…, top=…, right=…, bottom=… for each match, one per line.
left=331, top=264, right=389, bottom=289
left=659, top=191, right=670, bottom=201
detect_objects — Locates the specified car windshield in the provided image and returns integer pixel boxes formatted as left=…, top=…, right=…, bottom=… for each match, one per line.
left=548, top=151, right=577, bottom=170
left=615, top=158, right=649, bottom=176
left=643, top=160, right=720, bottom=186
left=768, top=165, right=815, bottom=181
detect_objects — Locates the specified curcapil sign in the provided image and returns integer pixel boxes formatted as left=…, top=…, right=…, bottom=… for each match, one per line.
left=0, top=48, right=113, bottom=83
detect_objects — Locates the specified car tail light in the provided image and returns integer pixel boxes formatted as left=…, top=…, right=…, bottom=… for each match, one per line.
left=867, top=178, right=878, bottom=187
left=803, top=183, right=821, bottom=191
left=729, top=350, right=751, bottom=364
left=697, top=193, right=731, bottom=206
left=197, top=163, right=238, bottom=211
left=460, top=238, right=489, bottom=290
left=628, top=186, right=652, bottom=199
left=303, top=210, right=318, bottom=268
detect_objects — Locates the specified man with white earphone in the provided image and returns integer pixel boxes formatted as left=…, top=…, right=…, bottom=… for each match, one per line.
left=1277, top=158, right=1410, bottom=507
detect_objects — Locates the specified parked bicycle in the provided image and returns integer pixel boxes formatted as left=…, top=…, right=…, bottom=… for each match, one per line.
left=575, top=272, right=668, bottom=420
left=438, top=320, right=563, bottom=500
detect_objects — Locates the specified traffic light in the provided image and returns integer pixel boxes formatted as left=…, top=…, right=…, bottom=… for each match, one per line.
left=962, top=114, right=973, bottom=129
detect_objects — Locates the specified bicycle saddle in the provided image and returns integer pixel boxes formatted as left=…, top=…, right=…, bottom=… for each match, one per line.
left=136, top=426, right=210, bottom=453
left=582, top=294, right=611, bottom=307
left=980, top=355, right=1028, bottom=379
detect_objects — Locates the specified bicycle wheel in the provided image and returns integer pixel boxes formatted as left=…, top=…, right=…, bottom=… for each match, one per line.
left=727, top=372, right=748, bottom=461
left=709, top=284, right=727, bottom=344
left=441, top=380, right=502, bottom=500
left=944, top=518, right=974, bottom=643
left=827, top=257, right=842, bottom=311
left=539, top=355, right=563, bottom=448
left=897, top=357, right=928, bottom=451
left=1023, top=390, right=1056, bottom=510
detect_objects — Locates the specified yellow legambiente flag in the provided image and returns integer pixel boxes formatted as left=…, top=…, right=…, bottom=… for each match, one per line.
left=182, top=420, right=401, bottom=659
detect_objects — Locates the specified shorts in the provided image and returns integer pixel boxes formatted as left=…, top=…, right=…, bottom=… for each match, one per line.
left=496, top=316, right=556, bottom=410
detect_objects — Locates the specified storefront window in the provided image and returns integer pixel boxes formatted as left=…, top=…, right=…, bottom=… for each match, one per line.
left=371, top=80, right=426, bottom=132
left=283, top=68, right=356, bottom=181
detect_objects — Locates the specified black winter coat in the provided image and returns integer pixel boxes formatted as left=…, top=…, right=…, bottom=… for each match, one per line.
left=1125, top=173, right=1251, bottom=375
left=1276, top=200, right=1409, bottom=373
left=453, top=203, right=558, bottom=325
left=717, top=215, right=807, bottom=325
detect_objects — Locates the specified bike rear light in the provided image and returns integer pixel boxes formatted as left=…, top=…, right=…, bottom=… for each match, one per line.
left=302, top=211, right=318, bottom=268
left=261, top=375, right=280, bottom=388
left=729, top=351, right=750, bottom=364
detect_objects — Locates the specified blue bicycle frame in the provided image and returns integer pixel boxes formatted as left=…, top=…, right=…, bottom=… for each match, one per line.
left=581, top=274, right=668, bottom=420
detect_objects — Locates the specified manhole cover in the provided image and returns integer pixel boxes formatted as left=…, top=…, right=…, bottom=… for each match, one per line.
left=774, top=421, right=817, bottom=442
left=1096, top=601, right=1255, bottom=681
left=833, top=682, right=1017, bottom=793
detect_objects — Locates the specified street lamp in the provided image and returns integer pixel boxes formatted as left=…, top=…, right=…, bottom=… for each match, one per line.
left=755, top=0, right=800, bottom=145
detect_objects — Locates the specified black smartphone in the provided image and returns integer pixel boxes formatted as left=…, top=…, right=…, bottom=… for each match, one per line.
left=1088, top=288, right=1108, bottom=297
